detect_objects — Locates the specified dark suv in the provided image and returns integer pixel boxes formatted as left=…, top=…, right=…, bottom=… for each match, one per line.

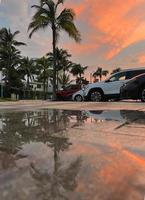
left=56, top=84, right=81, bottom=100
left=120, top=73, right=145, bottom=102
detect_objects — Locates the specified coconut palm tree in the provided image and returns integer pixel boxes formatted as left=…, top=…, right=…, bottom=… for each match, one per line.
left=0, top=28, right=25, bottom=48
left=111, top=67, right=122, bottom=75
left=70, top=64, right=88, bottom=84
left=0, top=28, right=25, bottom=94
left=93, top=67, right=109, bottom=82
left=37, top=57, right=53, bottom=99
left=28, top=0, right=81, bottom=100
left=47, top=48, right=72, bottom=90
left=19, top=57, right=36, bottom=90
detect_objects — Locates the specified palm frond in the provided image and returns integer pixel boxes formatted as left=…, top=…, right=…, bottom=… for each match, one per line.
left=28, top=16, right=50, bottom=38
left=57, top=9, right=81, bottom=42
left=13, top=30, right=20, bottom=37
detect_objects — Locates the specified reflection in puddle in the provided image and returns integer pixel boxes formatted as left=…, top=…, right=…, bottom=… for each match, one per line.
left=0, top=109, right=145, bottom=199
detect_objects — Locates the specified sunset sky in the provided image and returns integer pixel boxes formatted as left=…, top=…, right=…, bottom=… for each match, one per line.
left=1, top=0, right=145, bottom=74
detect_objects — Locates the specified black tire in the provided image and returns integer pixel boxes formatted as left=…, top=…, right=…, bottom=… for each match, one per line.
left=141, top=88, right=145, bottom=102
left=89, top=90, right=104, bottom=102
left=74, top=95, right=83, bottom=102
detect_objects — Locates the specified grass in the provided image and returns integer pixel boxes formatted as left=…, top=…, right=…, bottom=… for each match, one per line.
left=0, top=98, right=18, bottom=102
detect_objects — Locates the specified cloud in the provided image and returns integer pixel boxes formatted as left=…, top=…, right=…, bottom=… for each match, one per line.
left=67, top=0, right=145, bottom=59
left=0, top=0, right=53, bottom=57
left=137, top=54, right=145, bottom=65
left=1, top=0, right=145, bottom=71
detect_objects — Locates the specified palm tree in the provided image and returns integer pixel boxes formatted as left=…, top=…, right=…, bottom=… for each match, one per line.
left=28, top=0, right=81, bottom=100
left=37, top=57, right=53, bottom=99
left=47, top=48, right=72, bottom=90
left=0, top=28, right=25, bottom=93
left=93, top=67, right=109, bottom=82
left=58, top=73, right=72, bottom=87
left=70, top=64, right=88, bottom=84
left=19, top=57, right=36, bottom=90
left=111, top=67, right=122, bottom=75
left=0, top=28, right=25, bottom=48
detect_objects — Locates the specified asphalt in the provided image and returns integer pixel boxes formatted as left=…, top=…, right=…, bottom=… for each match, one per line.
left=0, top=100, right=145, bottom=112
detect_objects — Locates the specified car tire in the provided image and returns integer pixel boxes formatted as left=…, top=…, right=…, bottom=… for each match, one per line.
left=74, top=95, right=83, bottom=102
left=89, top=90, right=104, bottom=102
left=141, top=88, right=145, bottom=102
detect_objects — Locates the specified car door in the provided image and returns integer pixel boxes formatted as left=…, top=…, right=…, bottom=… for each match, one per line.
left=103, top=72, right=127, bottom=95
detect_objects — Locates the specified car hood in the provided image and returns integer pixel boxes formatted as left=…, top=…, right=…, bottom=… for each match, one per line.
left=87, top=81, right=105, bottom=88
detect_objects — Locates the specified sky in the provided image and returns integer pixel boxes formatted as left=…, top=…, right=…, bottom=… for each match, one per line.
left=1, top=0, right=145, bottom=75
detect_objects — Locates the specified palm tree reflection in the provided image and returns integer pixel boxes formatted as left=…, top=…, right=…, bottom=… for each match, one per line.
left=29, top=110, right=83, bottom=199
left=30, top=135, right=82, bottom=200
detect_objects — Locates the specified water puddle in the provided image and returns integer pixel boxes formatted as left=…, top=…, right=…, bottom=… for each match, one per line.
left=0, top=109, right=145, bottom=200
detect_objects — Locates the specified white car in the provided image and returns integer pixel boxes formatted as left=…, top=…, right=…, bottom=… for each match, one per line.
left=72, top=89, right=84, bottom=102
left=73, top=68, right=145, bottom=102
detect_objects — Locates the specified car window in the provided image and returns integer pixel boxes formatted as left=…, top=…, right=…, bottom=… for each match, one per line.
left=126, top=70, right=145, bottom=79
left=118, top=73, right=126, bottom=81
left=109, top=76, right=117, bottom=82
left=108, top=74, right=118, bottom=82
left=108, top=72, right=126, bottom=82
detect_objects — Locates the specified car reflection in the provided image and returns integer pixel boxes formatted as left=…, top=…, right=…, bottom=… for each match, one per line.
left=84, top=110, right=145, bottom=125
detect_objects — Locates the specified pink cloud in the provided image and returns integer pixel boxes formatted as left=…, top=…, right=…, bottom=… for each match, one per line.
left=66, top=0, right=145, bottom=59
left=137, top=54, right=145, bottom=64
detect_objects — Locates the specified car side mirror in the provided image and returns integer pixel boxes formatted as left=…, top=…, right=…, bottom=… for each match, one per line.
left=105, top=79, right=110, bottom=83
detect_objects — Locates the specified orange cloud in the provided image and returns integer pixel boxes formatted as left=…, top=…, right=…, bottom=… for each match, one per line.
left=63, top=42, right=98, bottom=56
left=137, top=54, right=145, bottom=64
left=66, top=0, right=145, bottom=59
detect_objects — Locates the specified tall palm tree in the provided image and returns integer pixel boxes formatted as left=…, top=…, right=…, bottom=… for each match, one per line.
left=0, top=28, right=25, bottom=93
left=111, top=67, right=122, bottom=75
left=70, top=64, right=88, bottom=84
left=28, top=0, right=81, bottom=100
left=37, top=57, right=53, bottom=100
left=19, top=57, right=36, bottom=90
left=93, top=67, right=109, bottom=82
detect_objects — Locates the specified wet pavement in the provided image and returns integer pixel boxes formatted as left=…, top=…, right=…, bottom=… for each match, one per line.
left=0, top=109, right=145, bottom=200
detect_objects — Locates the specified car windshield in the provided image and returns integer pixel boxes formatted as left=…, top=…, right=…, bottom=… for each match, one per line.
left=105, top=72, right=126, bottom=82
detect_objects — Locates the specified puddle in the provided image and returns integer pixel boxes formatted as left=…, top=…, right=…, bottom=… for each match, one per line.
left=0, top=109, right=145, bottom=200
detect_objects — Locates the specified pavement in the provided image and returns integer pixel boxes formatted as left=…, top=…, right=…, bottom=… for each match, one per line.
left=0, top=100, right=145, bottom=111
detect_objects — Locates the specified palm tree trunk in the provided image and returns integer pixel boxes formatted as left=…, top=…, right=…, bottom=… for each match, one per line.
left=43, top=73, right=46, bottom=100
left=27, top=76, right=30, bottom=99
left=52, top=27, right=57, bottom=100
left=63, top=69, right=65, bottom=87
left=56, top=70, right=59, bottom=91
left=43, top=80, right=46, bottom=100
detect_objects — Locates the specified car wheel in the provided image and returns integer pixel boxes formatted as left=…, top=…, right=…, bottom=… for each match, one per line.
left=141, top=88, right=145, bottom=102
left=74, top=95, right=83, bottom=102
left=90, top=90, right=103, bottom=102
